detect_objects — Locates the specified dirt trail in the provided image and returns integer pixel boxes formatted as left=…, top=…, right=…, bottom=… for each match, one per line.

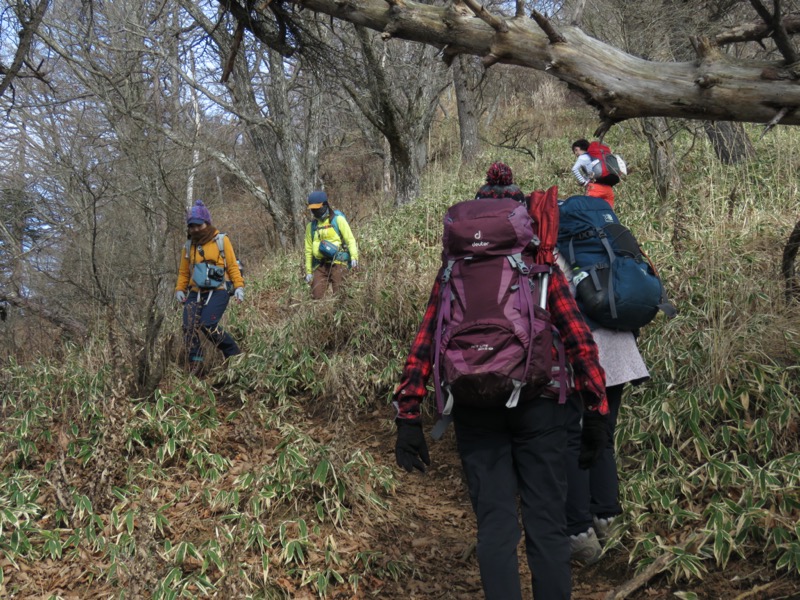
left=347, top=411, right=633, bottom=600
left=344, top=411, right=800, bottom=600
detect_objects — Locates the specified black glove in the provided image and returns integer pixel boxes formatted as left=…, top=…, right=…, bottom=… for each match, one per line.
left=395, top=421, right=431, bottom=473
left=578, top=411, right=608, bottom=470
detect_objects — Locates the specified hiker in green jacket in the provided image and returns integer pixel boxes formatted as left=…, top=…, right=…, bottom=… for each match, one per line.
left=304, top=191, right=359, bottom=299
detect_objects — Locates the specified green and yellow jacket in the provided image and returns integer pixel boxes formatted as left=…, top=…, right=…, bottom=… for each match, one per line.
left=304, top=213, right=359, bottom=274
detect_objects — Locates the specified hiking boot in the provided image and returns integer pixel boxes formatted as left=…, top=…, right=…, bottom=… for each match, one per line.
left=570, top=527, right=602, bottom=566
left=593, top=516, right=616, bottom=543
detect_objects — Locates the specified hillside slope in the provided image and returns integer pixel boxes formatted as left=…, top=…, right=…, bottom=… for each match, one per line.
left=2, top=127, right=800, bottom=599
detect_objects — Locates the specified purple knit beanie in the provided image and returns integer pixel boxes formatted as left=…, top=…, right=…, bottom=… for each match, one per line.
left=187, top=200, right=212, bottom=225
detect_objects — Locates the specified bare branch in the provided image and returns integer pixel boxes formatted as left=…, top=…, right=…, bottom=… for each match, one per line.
left=273, top=0, right=800, bottom=127
left=604, top=554, right=670, bottom=600
left=0, top=293, right=88, bottom=340
left=748, top=0, right=799, bottom=63
left=690, top=36, right=724, bottom=88
left=759, top=106, right=789, bottom=138
left=593, top=119, right=617, bottom=142
left=531, top=10, right=565, bottom=44
left=482, top=53, right=501, bottom=68
left=460, top=0, right=508, bottom=33
left=570, top=0, right=587, bottom=27
left=690, top=36, right=722, bottom=60
left=221, top=20, right=245, bottom=83
left=215, top=0, right=297, bottom=56
left=715, top=14, right=800, bottom=46
left=0, top=0, right=51, bottom=100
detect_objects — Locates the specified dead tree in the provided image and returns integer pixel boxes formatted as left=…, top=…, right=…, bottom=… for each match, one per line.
left=217, top=0, right=800, bottom=136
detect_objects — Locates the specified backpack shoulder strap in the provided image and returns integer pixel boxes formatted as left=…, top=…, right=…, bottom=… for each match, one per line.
left=215, top=233, right=227, bottom=268
left=331, top=210, right=345, bottom=239
left=184, top=239, right=192, bottom=260
left=312, top=211, right=344, bottom=240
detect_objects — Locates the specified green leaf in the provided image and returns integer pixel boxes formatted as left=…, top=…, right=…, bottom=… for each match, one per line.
left=313, top=460, right=330, bottom=485
left=125, top=511, right=135, bottom=535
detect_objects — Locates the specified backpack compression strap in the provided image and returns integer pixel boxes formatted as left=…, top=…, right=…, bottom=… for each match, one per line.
left=506, top=253, right=535, bottom=409
left=568, top=228, right=618, bottom=320
left=430, top=261, right=456, bottom=441
left=596, top=230, right=618, bottom=320
left=433, top=259, right=456, bottom=418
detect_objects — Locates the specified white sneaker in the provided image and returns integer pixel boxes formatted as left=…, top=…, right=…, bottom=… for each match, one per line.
left=569, top=527, right=602, bottom=566
left=593, top=516, right=616, bottom=542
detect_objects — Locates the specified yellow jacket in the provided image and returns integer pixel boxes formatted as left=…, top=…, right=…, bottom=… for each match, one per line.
left=304, top=212, right=359, bottom=274
left=176, top=231, right=244, bottom=292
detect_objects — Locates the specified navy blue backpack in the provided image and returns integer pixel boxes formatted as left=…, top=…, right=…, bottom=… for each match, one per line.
left=557, top=196, right=676, bottom=331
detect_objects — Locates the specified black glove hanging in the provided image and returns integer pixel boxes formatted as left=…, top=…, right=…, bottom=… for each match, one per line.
left=395, top=421, right=431, bottom=473
left=578, top=411, right=609, bottom=470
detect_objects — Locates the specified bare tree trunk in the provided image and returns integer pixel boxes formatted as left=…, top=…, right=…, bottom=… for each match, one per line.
left=704, top=121, right=756, bottom=165
left=641, top=117, right=681, bottom=202
left=186, top=50, right=202, bottom=208
left=389, top=145, right=422, bottom=207
left=179, top=1, right=312, bottom=247
left=453, top=55, right=481, bottom=165
left=134, top=294, right=165, bottom=397
left=225, top=47, right=303, bottom=246
left=346, top=26, right=449, bottom=206
left=382, top=138, right=392, bottom=198
left=782, top=218, right=800, bottom=303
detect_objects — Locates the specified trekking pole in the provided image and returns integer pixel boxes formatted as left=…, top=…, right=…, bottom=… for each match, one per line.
left=539, top=271, right=549, bottom=309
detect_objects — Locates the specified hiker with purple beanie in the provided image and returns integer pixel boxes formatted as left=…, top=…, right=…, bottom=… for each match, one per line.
left=391, top=162, right=609, bottom=600
left=175, top=200, right=244, bottom=375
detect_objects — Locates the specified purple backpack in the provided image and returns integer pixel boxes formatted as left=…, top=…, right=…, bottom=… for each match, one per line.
left=433, top=197, right=565, bottom=420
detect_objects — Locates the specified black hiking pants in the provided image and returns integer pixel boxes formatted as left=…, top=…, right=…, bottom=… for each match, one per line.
left=453, top=397, right=571, bottom=600
left=565, top=384, right=624, bottom=536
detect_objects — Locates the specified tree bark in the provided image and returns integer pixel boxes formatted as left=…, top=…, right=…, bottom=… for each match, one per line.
left=703, top=121, right=756, bottom=165
left=453, top=55, right=481, bottom=165
left=642, top=117, right=681, bottom=202
left=782, top=218, right=800, bottom=303
left=389, top=142, right=422, bottom=206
